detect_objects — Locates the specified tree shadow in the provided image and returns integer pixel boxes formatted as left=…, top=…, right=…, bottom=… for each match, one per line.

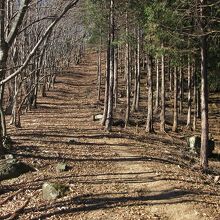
left=211, top=153, right=220, bottom=161
left=23, top=189, right=214, bottom=220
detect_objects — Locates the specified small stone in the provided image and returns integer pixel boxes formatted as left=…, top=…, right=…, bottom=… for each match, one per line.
left=56, top=163, right=68, bottom=172
left=4, top=154, right=14, bottom=159
left=187, top=136, right=201, bottom=154
left=187, top=135, right=215, bottom=156
left=42, top=182, right=69, bottom=200
left=92, top=114, right=103, bottom=121
left=0, top=159, right=34, bottom=181
left=214, top=176, right=220, bottom=183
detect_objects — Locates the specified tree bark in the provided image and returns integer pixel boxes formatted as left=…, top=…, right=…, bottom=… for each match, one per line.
left=136, top=30, right=141, bottom=111
left=102, top=42, right=110, bottom=126
left=178, top=66, right=183, bottom=115
left=105, top=0, right=115, bottom=131
left=186, top=56, right=192, bottom=128
left=193, top=62, right=197, bottom=131
left=0, top=1, right=8, bottom=147
left=132, top=27, right=140, bottom=112
left=160, top=52, right=165, bottom=132
left=113, top=44, right=118, bottom=108
left=154, top=58, right=159, bottom=113
left=146, top=55, right=153, bottom=133
left=97, top=35, right=102, bottom=101
left=172, top=67, right=178, bottom=132
left=197, top=88, right=201, bottom=118
left=200, top=0, right=209, bottom=170
left=169, top=60, right=173, bottom=92
left=125, top=11, right=130, bottom=127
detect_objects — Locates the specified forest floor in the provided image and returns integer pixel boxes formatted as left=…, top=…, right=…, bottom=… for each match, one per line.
left=0, top=52, right=220, bottom=220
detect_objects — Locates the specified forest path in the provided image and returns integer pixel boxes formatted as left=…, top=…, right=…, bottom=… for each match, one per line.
left=1, top=52, right=219, bottom=220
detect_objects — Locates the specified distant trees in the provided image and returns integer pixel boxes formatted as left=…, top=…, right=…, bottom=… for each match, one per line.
left=0, top=0, right=82, bottom=151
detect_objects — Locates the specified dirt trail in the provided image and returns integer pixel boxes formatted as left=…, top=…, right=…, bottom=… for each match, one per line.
left=1, top=52, right=219, bottom=220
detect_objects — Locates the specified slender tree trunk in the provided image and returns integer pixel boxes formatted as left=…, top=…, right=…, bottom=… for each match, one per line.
left=41, top=61, right=47, bottom=97
left=10, top=76, right=18, bottom=126
left=193, top=62, right=197, bottom=131
left=197, top=88, right=201, bottom=118
left=178, top=66, right=183, bottom=115
left=172, top=67, right=178, bottom=132
left=119, top=45, right=123, bottom=75
left=136, top=30, right=141, bottom=111
left=200, top=0, right=209, bottom=170
left=132, top=27, right=141, bottom=112
left=0, top=84, right=6, bottom=136
left=32, top=68, right=39, bottom=109
left=169, top=60, right=173, bottom=92
left=146, top=55, right=153, bottom=133
left=186, top=56, right=192, bottom=128
left=97, top=35, right=102, bottom=101
left=105, top=0, right=114, bottom=131
left=160, top=52, right=165, bottom=132
left=0, top=1, right=8, bottom=147
left=0, top=66, right=7, bottom=141
left=154, top=58, right=159, bottom=113
left=16, top=93, right=21, bottom=128
left=125, top=11, right=130, bottom=127
left=132, top=45, right=137, bottom=112
left=113, top=44, right=118, bottom=108
left=102, top=43, right=110, bottom=126
left=33, top=33, right=51, bottom=108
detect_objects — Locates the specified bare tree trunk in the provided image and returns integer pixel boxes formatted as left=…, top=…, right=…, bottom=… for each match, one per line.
left=41, top=75, right=47, bottom=97
left=97, top=35, right=102, bottom=101
left=105, top=0, right=114, bottom=131
left=136, top=30, right=141, bottom=111
left=119, top=45, right=123, bottom=75
left=160, top=52, right=165, bottom=132
left=113, top=44, right=118, bottom=108
left=132, top=35, right=137, bottom=112
left=186, top=56, right=192, bottom=128
left=32, top=68, right=39, bottom=109
left=125, top=11, right=130, bottom=127
left=172, top=67, right=178, bottom=132
left=200, top=0, right=209, bottom=170
left=10, top=76, right=18, bottom=126
left=0, top=1, right=8, bottom=147
left=154, top=58, right=159, bottom=113
left=16, top=92, right=22, bottom=128
left=0, top=42, right=7, bottom=143
left=146, top=55, right=153, bottom=133
left=193, top=62, right=197, bottom=131
left=0, top=84, right=6, bottom=137
left=197, top=88, right=201, bottom=118
left=132, top=27, right=140, bottom=112
left=169, top=60, right=173, bottom=92
left=178, top=66, right=183, bottom=115
left=102, top=43, right=110, bottom=126
left=33, top=33, right=51, bottom=108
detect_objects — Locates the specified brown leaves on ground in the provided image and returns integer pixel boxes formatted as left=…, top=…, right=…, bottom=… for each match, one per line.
left=0, top=52, right=220, bottom=220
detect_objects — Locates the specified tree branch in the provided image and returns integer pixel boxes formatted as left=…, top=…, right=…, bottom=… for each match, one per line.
left=6, top=0, right=31, bottom=46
